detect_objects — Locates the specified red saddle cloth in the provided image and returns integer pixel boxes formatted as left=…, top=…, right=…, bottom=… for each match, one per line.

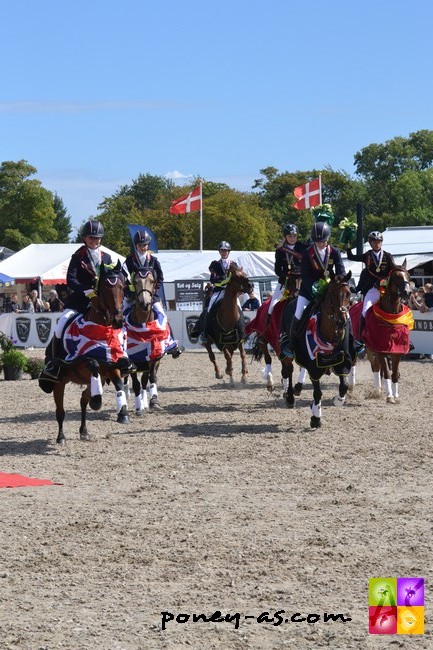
left=245, top=298, right=287, bottom=355
left=350, top=301, right=413, bottom=354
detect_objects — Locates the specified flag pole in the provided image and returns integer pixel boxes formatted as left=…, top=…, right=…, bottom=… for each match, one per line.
left=319, top=173, right=322, bottom=204
left=199, top=180, right=203, bottom=252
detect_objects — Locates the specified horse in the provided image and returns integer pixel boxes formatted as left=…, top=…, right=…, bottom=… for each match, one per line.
left=245, top=273, right=307, bottom=400
left=39, top=261, right=132, bottom=444
left=202, top=263, right=254, bottom=384
left=123, top=268, right=178, bottom=413
left=349, top=262, right=413, bottom=403
left=280, top=271, right=354, bottom=428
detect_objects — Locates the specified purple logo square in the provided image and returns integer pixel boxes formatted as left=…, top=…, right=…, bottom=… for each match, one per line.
left=397, top=578, right=424, bottom=606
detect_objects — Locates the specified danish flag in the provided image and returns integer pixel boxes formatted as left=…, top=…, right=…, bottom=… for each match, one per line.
left=293, top=178, right=321, bottom=210
left=169, top=185, right=202, bottom=215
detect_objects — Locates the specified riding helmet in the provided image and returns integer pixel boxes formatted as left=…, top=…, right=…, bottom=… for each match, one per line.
left=283, top=223, right=298, bottom=236
left=368, top=231, right=383, bottom=243
left=218, top=241, right=231, bottom=251
left=82, top=219, right=105, bottom=238
left=134, top=230, right=152, bottom=246
left=311, top=221, right=331, bottom=242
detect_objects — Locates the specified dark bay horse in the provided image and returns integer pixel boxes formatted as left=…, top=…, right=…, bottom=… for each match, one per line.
left=40, top=261, right=132, bottom=444
left=123, top=268, right=172, bottom=413
left=280, top=271, right=354, bottom=428
left=350, top=262, right=413, bottom=403
left=246, top=274, right=307, bottom=398
left=203, top=263, right=253, bottom=384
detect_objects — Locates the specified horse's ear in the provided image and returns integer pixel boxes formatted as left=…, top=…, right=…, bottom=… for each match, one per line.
left=342, top=270, right=352, bottom=283
left=402, top=258, right=407, bottom=269
left=114, top=259, right=122, bottom=273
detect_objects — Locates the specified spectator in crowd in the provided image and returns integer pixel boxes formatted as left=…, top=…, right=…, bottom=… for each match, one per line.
left=9, top=293, right=19, bottom=313
left=407, top=286, right=424, bottom=311
left=420, top=283, right=433, bottom=312
left=20, top=294, right=35, bottom=313
left=47, top=289, right=64, bottom=312
left=30, top=289, right=47, bottom=312
left=242, top=289, right=260, bottom=311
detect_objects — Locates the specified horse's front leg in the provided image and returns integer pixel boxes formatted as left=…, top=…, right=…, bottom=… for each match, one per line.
left=294, top=366, right=306, bottom=396
left=53, top=382, right=67, bottom=444
left=149, top=360, right=162, bottom=410
left=113, top=372, right=130, bottom=424
left=390, top=355, right=402, bottom=403
left=281, top=359, right=295, bottom=409
left=260, top=339, right=274, bottom=392
left=88, top=359, right=103, bottom=411
left=333, top=375, right=349, bottom=406
left=381, top=354, right=396, bottom=404
left=238, top=342, right=248, bottom=385
left=310, top=378, right=322, bottom=428
left=223, top=347, right=234, bottom=385
left=205, top=342, right=223, bottom=380
left=79, top=385, right=91, bottom=441
left=131, top=371, right=146, bottom=414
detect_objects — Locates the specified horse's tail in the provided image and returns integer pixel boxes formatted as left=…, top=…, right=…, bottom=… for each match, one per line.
left=250, top=333, right=264, bottom=362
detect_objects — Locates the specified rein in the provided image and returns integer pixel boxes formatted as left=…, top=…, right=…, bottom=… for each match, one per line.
left=90, top=275, right=124, bottom=326
left=320, top=281, right=351, bottom=345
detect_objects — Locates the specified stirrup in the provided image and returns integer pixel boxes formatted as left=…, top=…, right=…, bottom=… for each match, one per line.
left=39, top=362, right=61, bottom=381
left=171, top=345, right=185, bottom=359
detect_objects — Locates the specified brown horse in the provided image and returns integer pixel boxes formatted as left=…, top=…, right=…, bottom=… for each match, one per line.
left=40, top=261, right=132, bottom=444
left=203, top=263, right=253, bottom=384
left=280, top=271, right=354, bottom=428
left=350, top=262, right=413, bottom=403
left=246, top=272, right=307, bottom=397
left=123, top=268, right=169, bottom=413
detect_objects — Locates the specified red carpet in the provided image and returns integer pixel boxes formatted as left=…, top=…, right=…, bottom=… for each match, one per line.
left=0, top=472, right=62, bottom=488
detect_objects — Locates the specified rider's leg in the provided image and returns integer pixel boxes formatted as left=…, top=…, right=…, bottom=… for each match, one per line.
left=279, top=296, right=309, bottom=359
left=40, top=309, right=77, bottom=380
left=360, top=287, right=380, bottom=341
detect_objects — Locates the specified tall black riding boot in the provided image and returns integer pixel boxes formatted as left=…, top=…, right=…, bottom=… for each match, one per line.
left=279, top=317, right=300, bottom=359
left=40, top=335, right=63, bottom=381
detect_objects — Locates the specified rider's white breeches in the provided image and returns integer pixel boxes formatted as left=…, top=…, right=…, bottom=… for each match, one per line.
left=362, top=287, right=380, bottom=316
left=268, top=283, right=283, bottom=315
left=295, top=295, right=310, bottom=320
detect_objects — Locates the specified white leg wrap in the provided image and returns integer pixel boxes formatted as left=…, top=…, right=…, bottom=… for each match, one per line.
left=261, top=363, right=272, bottom=379
left=116, top=390, right=127, bottom=411
left=134, top=394, right=143, bottom=411
left=282, top=377, right=289, bottom=391
left=141, top=388, right=148, bottom=410
left=392, top=382, right=399, bottom=399
left=311, top=401, right=322, bottom=418
left=90, top=374, right=103, bottom=397
left=373, top=371, right=381, bottom=390
left=149, top=383, right=158, bottom=399
left=297, top=367, right=307, bottom=383
left=348, top=366, right=356, bottom=386
left=384, top=378, right=392, bottom=398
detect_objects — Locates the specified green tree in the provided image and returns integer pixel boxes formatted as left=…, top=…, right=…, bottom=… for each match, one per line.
left=0, top=160, right=57, bottom=249
left=52, top=193, right=72, bottom=242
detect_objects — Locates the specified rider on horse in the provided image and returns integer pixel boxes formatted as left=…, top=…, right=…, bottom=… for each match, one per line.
left=346, top=231, right=395, bottom=338
left=40, top=219, right=113, bottom=382
left=193, top=241, right=239, bottom=345
left=122, top=229, right=183, bottom=358
left=268, top=223, right=307, bottom=316
left=279, top=221, right=346, bottom=359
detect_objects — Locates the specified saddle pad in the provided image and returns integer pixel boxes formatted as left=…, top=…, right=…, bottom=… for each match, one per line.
left=305, top=314, right=335, bottom=360
left=63, top=315, right=127, bottom=363
left=124, top=304, right=178, bottom=362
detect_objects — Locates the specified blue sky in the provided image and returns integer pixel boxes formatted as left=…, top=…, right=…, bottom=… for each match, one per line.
left=1, top=0, right=432, bottom=233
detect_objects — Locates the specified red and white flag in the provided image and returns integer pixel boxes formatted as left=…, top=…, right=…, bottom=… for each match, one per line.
left=169, top=185, right=202, bottom=215
left=293, top=178, right=321, bottom=210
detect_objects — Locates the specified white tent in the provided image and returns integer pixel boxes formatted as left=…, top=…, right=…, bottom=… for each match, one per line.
left=0, top=243, right=125, bottom=286
left=155, top=250, right=276, bottom=282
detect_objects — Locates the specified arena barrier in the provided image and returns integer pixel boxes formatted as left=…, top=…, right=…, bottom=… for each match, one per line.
left=0, top=310, right=432, bottom=354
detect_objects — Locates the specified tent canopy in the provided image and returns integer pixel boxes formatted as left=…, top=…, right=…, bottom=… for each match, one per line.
left=0, top=244, right=125, bottom=285
left=0, top=271, right=15, bottom=287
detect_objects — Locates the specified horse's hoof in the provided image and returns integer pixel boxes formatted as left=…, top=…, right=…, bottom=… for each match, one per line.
left=333, top=395, right=346, bottom=407
left=80, top=433, right=90, bottom=441
left=386, top=396, right=396, bottom=404
left=117, top=414, right=130, bottom=423
left=89, top=396, right=102, bottom=411
left=135, top=409, right=144, bottom=416
left=215, top=373, right=223, bottom=380
left=293, top=383, right=303, bottom=397
left=56, top=437, right=66, bottom=445
left=285, top=397, right=295, bottom=409
left=310, top=416, right=322, bottom=428
left=150, top=402, right=163, bottom=411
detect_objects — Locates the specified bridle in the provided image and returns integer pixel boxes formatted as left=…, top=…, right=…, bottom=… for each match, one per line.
left=322, top=279, right=351, bottom=344
left=93, top=273, right=124, bottom=327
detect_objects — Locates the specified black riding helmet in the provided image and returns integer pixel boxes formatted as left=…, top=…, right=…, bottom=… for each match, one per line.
left=311, top=221, right=331, bottom=242
left=368, top=231, right=383, bottom=243
left=134, top=230, right=151, bottom=246
left=218, top=241, right=231, bottom=251
left=283, top=223, right=298, bottom=236
left=82, top=219, right=104, bottom=238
